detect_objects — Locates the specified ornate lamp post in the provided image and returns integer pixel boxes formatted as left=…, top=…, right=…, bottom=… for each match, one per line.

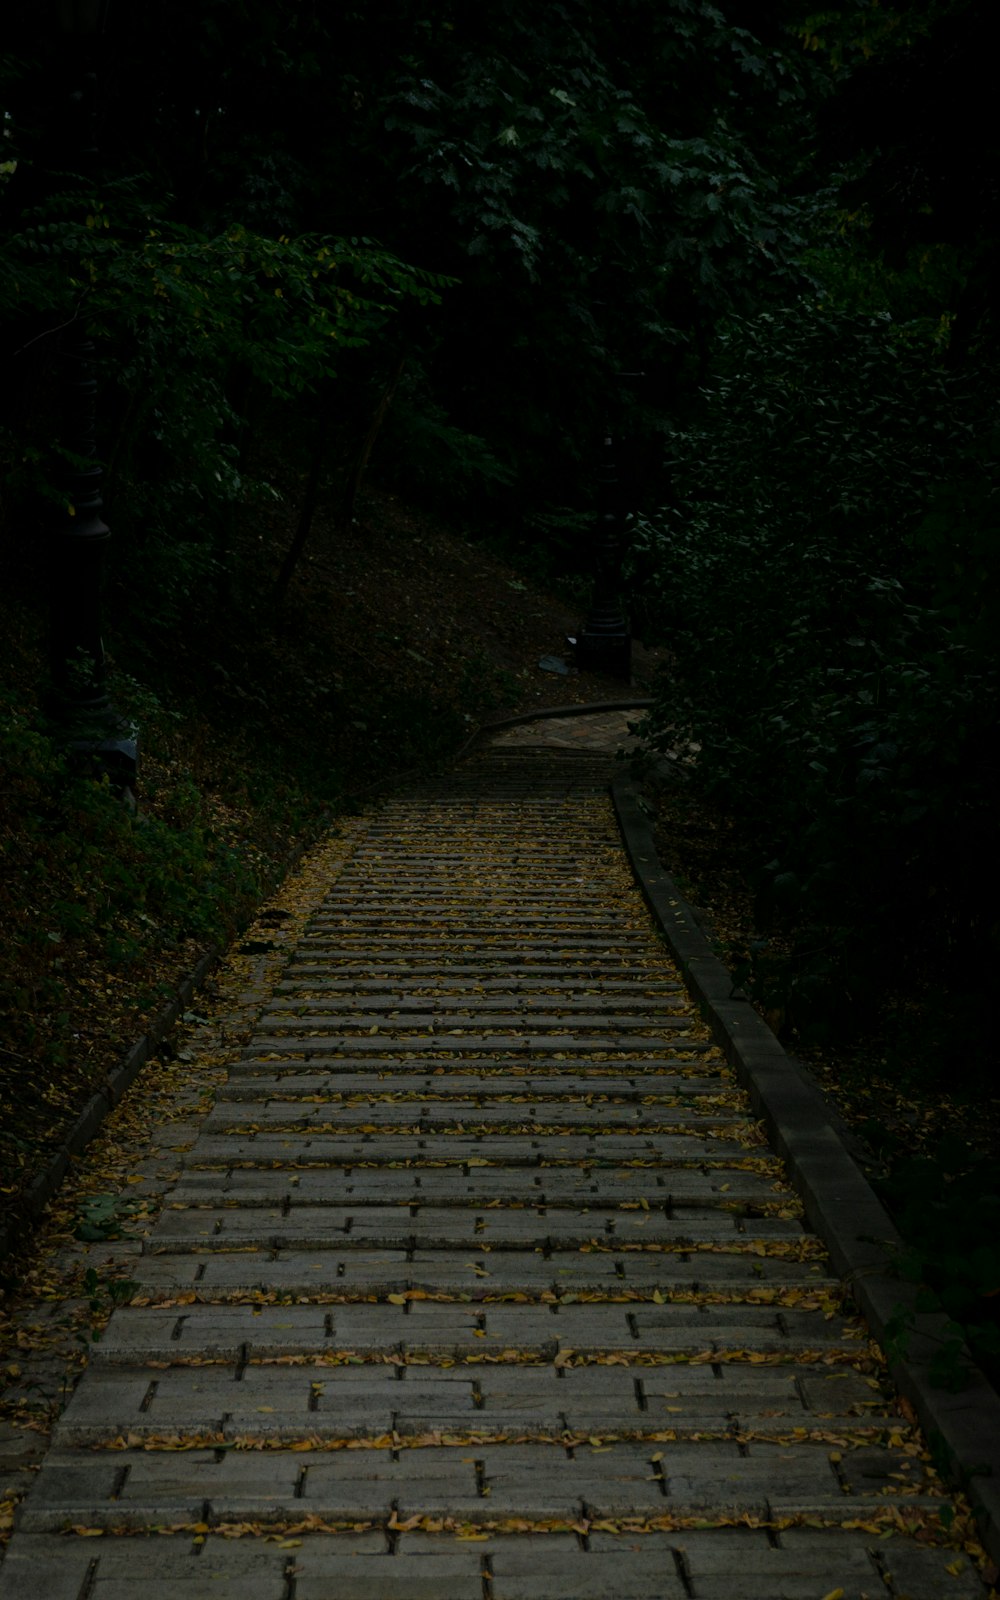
left=573, top=429, right=631, bottom=679
left=573, top=374, right=643, bottom=681
left=47, top=0, right=138, bottom=793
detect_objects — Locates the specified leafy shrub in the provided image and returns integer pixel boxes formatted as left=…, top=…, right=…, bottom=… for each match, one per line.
left=883, top=1135, right=1000, bottom=1387
left=378, top=363, right=515, bottom=515
left=630, top=305, right=999, bottom=1037
left=0, top=180, right=449, bottom=630
left=0, top=690, right=261, bottom=1051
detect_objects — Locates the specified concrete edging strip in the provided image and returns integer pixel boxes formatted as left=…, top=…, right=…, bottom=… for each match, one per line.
left=611, top=772, right=1000, bottom=1567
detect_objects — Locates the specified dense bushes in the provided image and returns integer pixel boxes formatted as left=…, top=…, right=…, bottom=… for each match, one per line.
left=0, top=687, right=264, bottom=1000
left=631, top=305, right=999, bottom=1038
left=0, top=684, right=269, bottom=1187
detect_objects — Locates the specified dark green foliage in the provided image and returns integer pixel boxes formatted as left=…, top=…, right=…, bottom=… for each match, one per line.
left=0, top=693, right=262, bottom=960
left=2, top=0, right=996, bottom=1388
left=632, top=305, right=999, bottom=1037
left=0, top=0, right=829, bottom=566
left=377, top=362, right=515, bottom=512
left=882, top=1135, right=1000, bottom=1387
left=800, top=0, right=999, bottom=365
left=0, top=179, right=448, bottom=618
left=367, top=0, right=826, bottom=515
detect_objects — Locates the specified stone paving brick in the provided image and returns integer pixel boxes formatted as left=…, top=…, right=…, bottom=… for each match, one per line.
left=607, top=1252, right=831, bottom=1287
left=589, top=1529, right=883, bottom=1600
left=799, top=1367, right=887, bottom=1413
left=876, top=1540, right=988, bottom=1599
left=0, top=1536, right=100, bottom=1600
left=21, top=1449, right=482, bottom=1529
left=294, top=1542, right=486, bottom=1600
left=21, top=1450, right=301, bottom=1530
left=479, top=1443, right=666, bottom=1517
left=0, top=1534, right=291, bottom=1600
left=488, top=1536, right=689, bottom=1600
left=628, top=1305, right=862, bottom=1349
left=668, top=1528, right=988, bottom=1599
left=95, top=1305, right=334, bottom=1360
left=303, top=1452, right=480, bottom=1517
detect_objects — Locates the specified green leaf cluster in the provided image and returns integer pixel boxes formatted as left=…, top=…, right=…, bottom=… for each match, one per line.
left=631, top=303, right=999, bottom=1037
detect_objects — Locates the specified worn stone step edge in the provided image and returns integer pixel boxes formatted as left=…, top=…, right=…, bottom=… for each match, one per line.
left=610, top=772, right=1000, bottom=1565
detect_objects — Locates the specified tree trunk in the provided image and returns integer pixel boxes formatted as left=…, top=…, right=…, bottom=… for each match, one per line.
left=272, top=389, right=336, bottom=608
left=338, top=351, right=406, bottom=533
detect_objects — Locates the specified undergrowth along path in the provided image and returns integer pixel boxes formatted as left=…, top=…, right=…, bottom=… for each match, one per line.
left=0, top=728, right=994, bottom=1599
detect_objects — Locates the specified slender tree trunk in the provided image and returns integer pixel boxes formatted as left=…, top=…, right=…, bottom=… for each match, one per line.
left=337, top=351, right=406, bottom=534
left=272, top=390, right=334, bottom=608
left=273, top=352, right=406, bottom=608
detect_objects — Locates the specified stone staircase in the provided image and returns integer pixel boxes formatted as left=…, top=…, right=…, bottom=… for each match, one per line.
left=0, top=743, right=986, bottom=1598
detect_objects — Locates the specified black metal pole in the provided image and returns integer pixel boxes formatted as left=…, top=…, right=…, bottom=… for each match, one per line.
left=47, top=0, right=138, bottom=793
left=574, top=427, right=632, bottom=681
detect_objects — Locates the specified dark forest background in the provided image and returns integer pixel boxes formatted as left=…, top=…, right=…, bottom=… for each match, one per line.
left=2, top=2, right=998, bottom=1374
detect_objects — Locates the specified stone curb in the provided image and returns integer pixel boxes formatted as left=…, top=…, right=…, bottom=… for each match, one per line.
left=611, top=773, right=1000, bottom=1569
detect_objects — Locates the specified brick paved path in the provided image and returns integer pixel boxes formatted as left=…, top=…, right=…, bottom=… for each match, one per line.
left=0, top=733, right=989, bottom=1598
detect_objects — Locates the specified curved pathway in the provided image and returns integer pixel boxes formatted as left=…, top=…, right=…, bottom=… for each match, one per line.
left=0, top=716, right=992, bottom=1598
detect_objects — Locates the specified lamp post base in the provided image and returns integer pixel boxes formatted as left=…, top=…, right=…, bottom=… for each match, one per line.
left=572, top=627, right=632, bottom=681
left=65, top=728, right=140, bottom=800
left=47, top=696, right=140, bottom=800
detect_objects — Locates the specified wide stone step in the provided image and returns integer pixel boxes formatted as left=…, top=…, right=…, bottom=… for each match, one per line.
left=4, top=1528, right=978, bottom=1600
left=145, top=1206, right=802, bottom=1252
left=217, top=1071, right=730, bottom=1096
left=200, top=1102, right=744, bottom=1133
left=168, top=1166, right=780, bottom=1206
left=262, top=996, right=691, bottom=1015
left=224, top=1064, right=722, bottom=1089
left=276, top=972, right=684, bottom=985
left=91, top=1302, right=864, bottom=1362
left=53, top=1360, right=877, bottom=1446
left=303, top=933, right=648, bottom=947
left=130, top=1246, right=829, bottom=1299
left=182, top=1132, right=768, bottom=1165
left=24, top=1430, right=936, bottom=1534
left=283, top=960, right=676, bottom=978
left=241, top=1034, right=706, bottom=1057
